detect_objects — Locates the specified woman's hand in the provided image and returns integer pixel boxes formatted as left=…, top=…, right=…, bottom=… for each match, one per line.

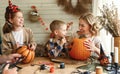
left=83, top=39, right=100, bottom=55
left=83, top=39, right=96, bottom=52
left=3, top=64, right=18, bottom=74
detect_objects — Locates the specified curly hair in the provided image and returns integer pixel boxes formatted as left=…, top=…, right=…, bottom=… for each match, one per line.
left=79, top=12, right=99, bottom=36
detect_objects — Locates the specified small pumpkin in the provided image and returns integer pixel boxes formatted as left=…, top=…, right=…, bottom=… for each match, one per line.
left=98, top=44, right=109, bottom=66
left=99, top=57, right=109, bottom=66
left=69, top=38, right=91, bottom=60
left=16, top=45, right=35, bottom=64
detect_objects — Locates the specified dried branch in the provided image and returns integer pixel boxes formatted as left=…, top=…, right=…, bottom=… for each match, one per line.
left=99, top=3, right=120, bottom=37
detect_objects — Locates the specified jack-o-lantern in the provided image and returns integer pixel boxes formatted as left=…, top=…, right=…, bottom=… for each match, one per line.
left=69, top=38, right=91, bottom=60
left=16, top=46, right=35, bottom=64
left=98, top=44, right=109, bottom=66
left=99, top=57, right=109, bottom=66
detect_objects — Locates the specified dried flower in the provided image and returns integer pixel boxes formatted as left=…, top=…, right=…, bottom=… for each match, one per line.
left=98, top=3, right=120, bottom=37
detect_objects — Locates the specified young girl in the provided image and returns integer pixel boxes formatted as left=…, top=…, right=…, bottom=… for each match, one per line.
left=45, top=20, right=68, bottom=58
left=2, top=0, right=36, bottom=54
left=74, top=13, right=101, bottom=57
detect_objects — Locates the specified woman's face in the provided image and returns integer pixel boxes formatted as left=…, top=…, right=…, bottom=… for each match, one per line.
left=10, top=12, right=24, bottom=28
left=79, top=19, right=91, bottom=35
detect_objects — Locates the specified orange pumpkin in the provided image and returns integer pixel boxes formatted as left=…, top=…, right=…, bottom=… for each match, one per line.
left=69, top=38, right=91, bottom=60
left=16, top=46, right=35, bottom=64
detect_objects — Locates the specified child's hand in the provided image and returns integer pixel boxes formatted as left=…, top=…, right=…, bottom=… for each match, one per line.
left=28, top=44, right=36, bottom=50
left=3, top=64, right=18, bottom=74
left=60, top=37, right=66, bottom=46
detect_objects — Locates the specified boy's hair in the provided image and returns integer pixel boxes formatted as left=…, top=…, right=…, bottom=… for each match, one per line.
left=50, top=20, right=65, bottom=32
left=79, top=12, right=99, bottom=36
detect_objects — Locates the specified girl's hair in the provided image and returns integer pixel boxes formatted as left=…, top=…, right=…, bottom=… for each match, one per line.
left=79, top=12, right=99, bottom=36
left=50, top=20, right=65, bottom=32
left=3, top=5, right=21, bottom=34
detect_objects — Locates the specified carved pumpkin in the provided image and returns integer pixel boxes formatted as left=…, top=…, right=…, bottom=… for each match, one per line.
left=69, top=38, right=91, bottom=60
left=98, top=44, right=109, bottom=66
left=16, top=46, right=35, bottom=64
left=99, top=57, right=109, bottom=66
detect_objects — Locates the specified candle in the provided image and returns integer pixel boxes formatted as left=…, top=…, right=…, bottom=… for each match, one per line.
left=111, top=37, right=114, bottom=52
left=114, top=47, right=118, bottom=63
left=96, top=66, right=103, bottom=74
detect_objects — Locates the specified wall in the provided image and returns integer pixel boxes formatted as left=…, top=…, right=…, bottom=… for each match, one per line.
left=0, top=0, right=112, bottom=56
left=0, top=0, right=79, bottom=44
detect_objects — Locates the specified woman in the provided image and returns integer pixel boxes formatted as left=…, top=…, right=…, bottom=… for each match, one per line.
left=74, top=12, right=101, bottom=57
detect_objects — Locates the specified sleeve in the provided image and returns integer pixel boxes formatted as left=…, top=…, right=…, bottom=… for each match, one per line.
left=45, top=38, right=63, bottom=58
left=2, top=34, right=13, bottom=55
left=91, top=36, right=101, bottom=57
left=93, top=36, right=101, bottom=49
left=25, top=28, right=37, bottom=49
left=29, top=28, right=37, bottom=47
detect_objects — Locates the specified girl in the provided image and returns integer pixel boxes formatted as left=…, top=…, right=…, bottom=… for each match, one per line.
left=2, top=0, right=36, bottom=54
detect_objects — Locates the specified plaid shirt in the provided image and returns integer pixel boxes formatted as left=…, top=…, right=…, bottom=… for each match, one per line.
left=45, top=38, right=67, bottom=58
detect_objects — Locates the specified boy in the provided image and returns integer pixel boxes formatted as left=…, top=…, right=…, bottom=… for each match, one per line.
left=45, top=20, right=67, bottom=58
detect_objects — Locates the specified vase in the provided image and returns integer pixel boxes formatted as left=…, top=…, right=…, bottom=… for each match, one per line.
left=114, top=37, right=120, bottom=65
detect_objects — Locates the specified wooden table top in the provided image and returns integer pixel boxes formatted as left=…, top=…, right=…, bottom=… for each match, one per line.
left=18, top=57, right=107, bottom=74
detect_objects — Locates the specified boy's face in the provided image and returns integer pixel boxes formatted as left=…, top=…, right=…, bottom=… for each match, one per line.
left=55, top=24, right=67, bottom=38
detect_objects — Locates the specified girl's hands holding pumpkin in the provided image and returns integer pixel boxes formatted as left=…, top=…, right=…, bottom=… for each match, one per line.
left=3, top=64, right=18, bottom=74
left=28, top=44, right=36, bottom=50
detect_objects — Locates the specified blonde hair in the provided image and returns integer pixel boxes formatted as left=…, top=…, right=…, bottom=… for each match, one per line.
left=50, top=20, right=65, bottom=32
left=79, top=12, right=99, bottom=36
